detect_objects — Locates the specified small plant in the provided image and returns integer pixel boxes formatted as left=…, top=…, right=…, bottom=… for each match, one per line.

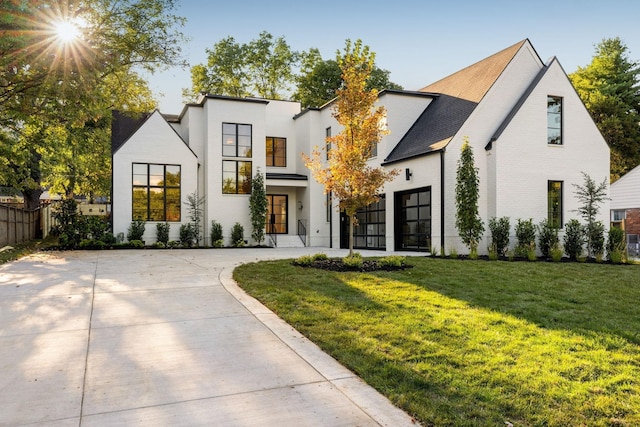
left=210, top=220, right=223, bottom=247
left=538, top=218, right=559, bottom=258
left=231, top=222, right=245, bottom=247
left=127, top=219, right=146, bottom=242
left=587, top=221, right=605, bottom=261
left=156, top=223, right=170, bottom=246
left=607, top=227, right=626, bottom=264
left=563, top=219, right=584, bottom=261
left=167, top=240, right=180, bottom=248
left=129, top=239, right=145, bottom=248
left=430, top=246, right=438, bottom=257
left=488, top=216, right=510, bottom=257
left=448, top=247, right=458, bottom=259
left=116, top=232, right=125, bottom=244
left=469, top=247, right=479, bottom=260
left=488, top=245, right=499, bottom=261
left=313, top=253, right=328, bottom=261
left=550, top=243, right=564, bottom=262
left=343, top=252, right=363, bottom=269
left=179, top=223, right=196, bottom=247
left=526, top=247, right=537, bottom=261
left=515, top=218, right=536, bottom=258
left=185, top=191, right=205, bottom=246
left=102, top=232, right=117, bottom=245
left=294, top=255, right=314, bottom=266
left=379, top=255, right=406, bottom=268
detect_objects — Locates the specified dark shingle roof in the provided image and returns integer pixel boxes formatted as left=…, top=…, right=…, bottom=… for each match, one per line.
left=111, top=110, right=151, bottom=154
left=384, top=40, right=527, bottom=164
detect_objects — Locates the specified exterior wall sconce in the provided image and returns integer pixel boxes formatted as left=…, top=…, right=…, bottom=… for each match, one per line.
left=298, top=200, right=303, bottom=210
left=405, top=168, right=412, bottom=181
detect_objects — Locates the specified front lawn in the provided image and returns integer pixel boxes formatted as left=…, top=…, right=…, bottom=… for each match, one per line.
left=233, top=257, right=640, bottom=426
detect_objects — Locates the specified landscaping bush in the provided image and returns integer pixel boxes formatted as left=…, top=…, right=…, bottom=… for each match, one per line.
left=488, top=216, right=510, bottom=257
left=127, top=219, right=146, bottom=242
left=563, top=219, right=584, bottom=261
left=156, top=223, right=170, bottom=246
left=294, top=255, right=314, bottom=266
left=550, top=242, right=564, bottom=262
left=515, top=218, right=536, bottom=258
left=210, top=220, right=224, bottom=247
left=537, top=218, right=559, bottom=258
left=179, top=224, right=196, bottom=247
left=102, top=232, right=117, bottom=245
left=343, top=252, right=363, bottom=269
left=128, top=239, right=145, bottom=248
left=231, top=222, right=245, bottom=247
left=586, top=221, right=605, bottom=260
left=379, top=255, right=406, bottom=268
left=313, top=253, right=328, bottom=261
left=607, top=227, right=626, bottom=264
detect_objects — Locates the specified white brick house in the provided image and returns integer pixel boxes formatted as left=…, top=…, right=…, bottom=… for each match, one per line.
left=111, top=39, right=610, bottom=254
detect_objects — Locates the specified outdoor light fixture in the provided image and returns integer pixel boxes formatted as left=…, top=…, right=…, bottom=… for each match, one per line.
left=405, top=168, right=412, bottom=181
left=298, top=201, right=303, bottom=210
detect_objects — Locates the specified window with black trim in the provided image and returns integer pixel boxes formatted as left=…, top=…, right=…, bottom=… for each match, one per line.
left=223, top=123, right=252, bottom=157
left=325, top=127, right=331, bottom=160
left=547, top=96, right=562, bottom=145
left=548, top=180, right=563, bottom=228
left=132, top=163, right=181, bottom=221
left=266, top=137, right=286, bottom=167
left=223, top=160, right=252, bottom=194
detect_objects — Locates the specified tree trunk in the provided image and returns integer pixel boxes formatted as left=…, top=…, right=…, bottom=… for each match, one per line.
left=349, top=214, right=354, bottom=257
left=23, top=148, right=43, bottom=210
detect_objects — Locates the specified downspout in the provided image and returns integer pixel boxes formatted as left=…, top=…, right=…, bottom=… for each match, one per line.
left=329, top=195, right=333, bottom=248
left=440, top=149, right=446, bottom=256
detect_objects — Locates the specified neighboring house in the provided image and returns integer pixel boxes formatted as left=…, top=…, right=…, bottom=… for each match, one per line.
left=111, top=39, right=610, bottom=254
left=610, top=164, right=640, bottom=256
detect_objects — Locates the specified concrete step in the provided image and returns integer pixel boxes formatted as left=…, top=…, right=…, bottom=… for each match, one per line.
left=271, top=235, right=305, bottom=248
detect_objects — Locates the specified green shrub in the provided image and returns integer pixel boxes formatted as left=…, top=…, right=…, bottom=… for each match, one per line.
left=179, top=224, right=196, bottom=247
left=550, top=243, right=564, bottom=262
left=129, top=239, right=145, bottom=248
left=488, top=216, right=510, bottom=257
left=294, top=255, right=314, bottom=266
left=538, top=218, right=559, bottom=258
left=586, top=221, right=605, bottom=260
left=231, top=222, right=245, bottom=247
left=116, top=232, right=125, bottom=244
left=343, top=252, right=363, bottom=269
left=607, top=227, right=626, bottom=263
left=488, top=246, right=499, bottom=261
left=563, top=219, right=584, bottom=261
left=379, top=255, right=406, bottom=268
left=79, top=239, right=106, bottom=250
left=167, top=240, right=180, bottom=248
left=156, top=223, right=170, bottom=245
left=127, top=219, right=146, bottom=242
left=313, top=253, right=328, bottom=261
left=469, top=246, right=479, bottom=260
left=102, top=232, right=117, bottom=245
left=527, top=247, right=537, bottom=261
left=515, top=218, right=536, bottom=258
left=210, top=220, right=223, bottom=246
left=151, top=241, right=166, bottom=248
left=448, top=247, right=458, bottom=259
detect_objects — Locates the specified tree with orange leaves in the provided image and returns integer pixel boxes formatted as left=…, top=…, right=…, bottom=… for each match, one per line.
left=303, top=39, right=399, bottom=256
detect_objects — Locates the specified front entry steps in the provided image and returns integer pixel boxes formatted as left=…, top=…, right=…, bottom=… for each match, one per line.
left=271, top=235, right=305, bottom=248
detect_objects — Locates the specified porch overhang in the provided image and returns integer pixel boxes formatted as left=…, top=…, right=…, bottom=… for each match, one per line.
left=266, top=173, right=308, bottom=188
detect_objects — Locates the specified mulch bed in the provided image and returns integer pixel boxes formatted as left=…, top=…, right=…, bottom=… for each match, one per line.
left=292, top=258, right=413, bottom=272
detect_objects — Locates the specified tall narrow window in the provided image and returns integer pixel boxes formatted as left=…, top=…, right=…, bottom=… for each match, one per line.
left=223, top=123, right=252, bottom=157
left=547, top=96, right=562, bottom=145
left=548, top=180, right=563, bottom=228
left=266, top=137, right=286, bottom=167
left=325, top=127, right=331, bottom=160
left=132, top=163, right=180, bottom=221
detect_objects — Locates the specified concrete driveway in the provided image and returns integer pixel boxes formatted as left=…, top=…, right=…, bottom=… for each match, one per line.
left=0, top=248, right=418, bottom=426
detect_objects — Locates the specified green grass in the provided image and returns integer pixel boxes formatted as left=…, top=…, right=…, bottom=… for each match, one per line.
left=0, top=238, right=55, bottom=265
left=233, top=257, right=640, bottom=427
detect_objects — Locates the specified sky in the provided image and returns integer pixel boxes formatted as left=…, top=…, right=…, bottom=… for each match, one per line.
left=145, top=0, right=640, bottom=114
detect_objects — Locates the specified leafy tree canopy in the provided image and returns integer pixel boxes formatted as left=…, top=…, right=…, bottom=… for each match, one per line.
left=569, top=37, right=640, bottom=181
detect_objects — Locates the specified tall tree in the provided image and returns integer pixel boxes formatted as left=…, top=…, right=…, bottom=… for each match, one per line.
left=303, top=40, right=399, bottom=256
left=455, top=137, right=484, bottom=256
left=573, top=172, right=608, bottom=259
left=293, top=48, right=403, bottom=109
left=0, top=0, right=187, bottom=208
left=185, top=31, right=298, bottom=101
left=569, top=38, right=640, bottom=181
left=249, top=168, right=268, bottom=245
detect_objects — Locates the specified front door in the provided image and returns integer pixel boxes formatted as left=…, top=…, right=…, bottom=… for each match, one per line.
left=267, top=195, right=288, bottom=234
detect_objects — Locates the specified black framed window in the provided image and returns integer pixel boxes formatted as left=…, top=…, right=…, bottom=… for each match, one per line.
left=132, top=163, right=180, bottom=221
left=223, top=160, right=252, bottom=194
left=266, top=137, right=286, bottom=167
left=223, top=123, right=252, bottom=157
left=547, top=96, right=562, bottom=145
left=267, top=195, right=287, bottom=234
left=548, top=180, right=563, bottom=228
left=395, top=187, right=431, bottom=251
left=325, top=127, right=331, bottom=160
left=353, top=195, right=386, bottom=249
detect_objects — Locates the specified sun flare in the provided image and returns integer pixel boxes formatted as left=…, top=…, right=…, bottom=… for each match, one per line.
left=53, top=19, right=81, bottom=44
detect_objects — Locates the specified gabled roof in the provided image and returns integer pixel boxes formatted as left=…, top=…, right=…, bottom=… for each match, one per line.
left=384, top=40, right=528, bottom=164
left=111, top=110, right=151, bottom=153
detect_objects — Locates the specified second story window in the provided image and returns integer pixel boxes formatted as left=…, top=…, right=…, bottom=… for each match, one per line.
left=223, top=123, right=252, bottom=157
left=266, top=137, right=286, bottom=167
left=325, top=127, right=331, bottom=160
left=547, top=96, right=562, bottom=145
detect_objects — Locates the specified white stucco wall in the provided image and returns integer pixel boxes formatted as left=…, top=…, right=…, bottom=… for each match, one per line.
left=112, top=111, right=198, bottom=243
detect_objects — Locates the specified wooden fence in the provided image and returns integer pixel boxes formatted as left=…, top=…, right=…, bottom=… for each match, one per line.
left=0, top=204, right=47, bottom=247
